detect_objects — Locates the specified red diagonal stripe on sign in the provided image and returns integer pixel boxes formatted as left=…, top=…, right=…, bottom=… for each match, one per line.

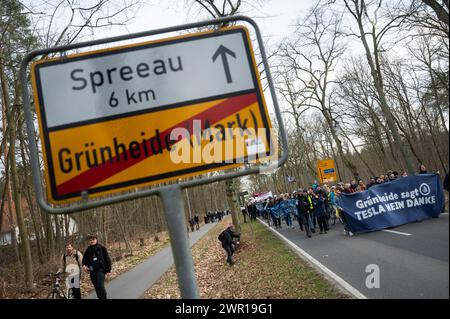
left=56, top=92, right=257, bottom=196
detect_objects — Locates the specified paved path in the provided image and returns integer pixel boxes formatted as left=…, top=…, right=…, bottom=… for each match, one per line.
left=260, top=213, right=449, bottom=299
left=86, top=220, right=221, bottom=299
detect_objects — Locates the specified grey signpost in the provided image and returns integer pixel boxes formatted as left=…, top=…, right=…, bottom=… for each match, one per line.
left=21, top=15, right=289, bottom=299
left=160, top=185, right=199, bottom=298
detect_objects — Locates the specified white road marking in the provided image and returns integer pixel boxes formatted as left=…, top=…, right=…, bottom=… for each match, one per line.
left=257, top=219, right=367, bottom=299
left=382, top=229, right=412, bottom=236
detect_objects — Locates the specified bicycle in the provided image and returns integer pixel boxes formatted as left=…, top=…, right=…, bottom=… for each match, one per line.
left=329, top=207, right=344, bottom=226
left=46, top=272, right=67, bottom=299
left=46, top=272, right=74, bottom=299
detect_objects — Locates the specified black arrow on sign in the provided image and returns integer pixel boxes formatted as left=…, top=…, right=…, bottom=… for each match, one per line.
left=212, top=45, right=236, bottom=84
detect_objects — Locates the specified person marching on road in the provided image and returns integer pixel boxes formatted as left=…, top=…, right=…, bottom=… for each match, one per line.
left=306, top=188, right=316, bottom=233
left=313, top=190, right=328, bottom=234
left=297, top=189, right=312, bottom=238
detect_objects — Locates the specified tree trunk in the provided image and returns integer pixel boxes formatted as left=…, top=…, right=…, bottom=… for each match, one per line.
left=45, top=212, right=53, bottom=257
left=421, top=102, right=448, bottom=173
left=116, top=208, right=132, bottom=255
left=342, top=131, right=376, bottom=177
left=422, top=0, right=450, bottom=27
left=18, top=124, right=45, bottom=264
left=54, top=215, right=62, bottom=254
left=101, top=209, right=108, bottom=247
left=9, top=106, right=34, bottom=289
left=328, top=121, right=360, bottom=179
left=347, top=0, right=416, bottom=174
left=428, top=65, right=449, bottom=136
left=0, top=63, right=20, bottom=265
left=225, top=178, right=241, bottom=233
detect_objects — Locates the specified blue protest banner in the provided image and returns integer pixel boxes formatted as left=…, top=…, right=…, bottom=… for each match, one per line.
left=255, top=203, right=264, bottom=213
left=268, top=199, right=297, bottom=218
left=336, top=174, right=444, bottom=233
left=279, top=199, right=297, bottom=215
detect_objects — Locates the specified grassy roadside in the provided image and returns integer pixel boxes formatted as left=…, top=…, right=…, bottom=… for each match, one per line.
left=145, top=218, right=347, bottom=299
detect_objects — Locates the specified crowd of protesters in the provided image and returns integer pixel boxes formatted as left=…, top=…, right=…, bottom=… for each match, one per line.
left=246, top=164, right=446, bottom=239
left=204, top=210, right=230, bottom=224
left=188, top=210, right=231, bottom=232
left=248, top=186, right=346, bottom=238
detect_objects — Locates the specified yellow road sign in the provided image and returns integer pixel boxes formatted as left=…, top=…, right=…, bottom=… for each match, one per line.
left=31, top=26, right=273, bottom=203
left=317, top=159, right=337, bottom=183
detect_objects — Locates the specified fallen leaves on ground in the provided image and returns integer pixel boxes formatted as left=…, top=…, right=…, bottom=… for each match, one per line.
left=145, top=219, right=348, bottom=299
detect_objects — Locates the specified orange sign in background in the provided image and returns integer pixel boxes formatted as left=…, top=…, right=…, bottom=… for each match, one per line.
left=317, top=159, right=337, bottom=183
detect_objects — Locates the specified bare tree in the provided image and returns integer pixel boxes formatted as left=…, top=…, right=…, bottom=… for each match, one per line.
left=277, top=5, right=360, bottom=179
left=421, top=0, right=449, bottom=26
left=341, top=0, right=416, bottom=174
left=1, top=0, right=142, bottom=291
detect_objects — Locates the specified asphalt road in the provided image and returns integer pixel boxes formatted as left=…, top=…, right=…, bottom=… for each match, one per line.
left=262, top=213, right=449, bottom=299
left=85, top=219, right=221, bottom=299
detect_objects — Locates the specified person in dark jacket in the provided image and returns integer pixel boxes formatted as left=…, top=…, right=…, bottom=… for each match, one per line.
left=444, top=173, right=449, bottom=213
left=194, top=215, right=200, bottom=230
left=82, top=235, right=112, bottom=299
left=188, top=218, right=195, bottom=232
left=313, top=191, right=328, bottom=234
left=248, top=203, right=257, bottom=220
left=306, top=188, right=317, bottom=232
left=296, top=189, right=312, bottom=238
left=419, top=164, right=428, bottom=174
left=218, top=224, right=240, bottom=266
left=241, top=206, right=248, bottom=223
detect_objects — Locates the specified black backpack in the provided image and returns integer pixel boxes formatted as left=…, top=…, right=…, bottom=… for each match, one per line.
left=218, top=230, right=226, bottom=242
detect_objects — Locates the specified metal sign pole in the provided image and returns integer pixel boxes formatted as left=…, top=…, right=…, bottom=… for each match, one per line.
left=185, top=188, right=193, bottom=219
left=160, top=185, right=199, bottom=299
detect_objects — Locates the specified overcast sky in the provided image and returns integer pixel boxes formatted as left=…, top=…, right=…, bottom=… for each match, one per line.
left=99, top=0, right=312, bottom=45
left=88, top=0, right=315, bottom=121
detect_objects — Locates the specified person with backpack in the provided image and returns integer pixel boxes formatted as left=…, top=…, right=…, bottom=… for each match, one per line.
left=82, top=234, right=112, bottom=299
left=218, top=224, right=240, bottom=266
left=57, top=242, right=83, bottom=299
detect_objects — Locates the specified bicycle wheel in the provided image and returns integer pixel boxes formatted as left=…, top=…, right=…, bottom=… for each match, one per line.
left=47, top=291, right=65, bottom=299
left=56, top=291, right=66, bottom=299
